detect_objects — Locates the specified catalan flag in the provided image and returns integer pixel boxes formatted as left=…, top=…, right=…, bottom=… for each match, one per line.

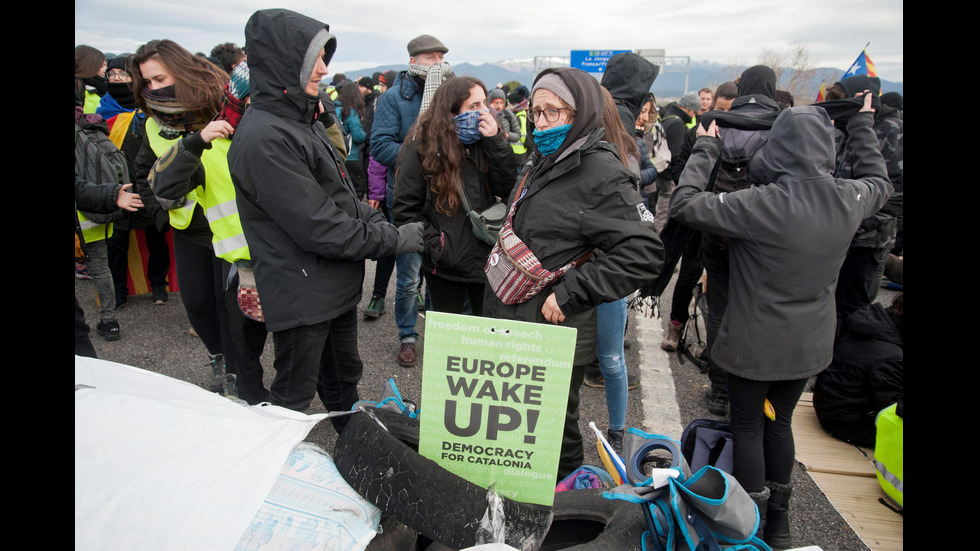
left=844, top=48, right=877, bottom=78
left=815, top=82, right=826, bottom=103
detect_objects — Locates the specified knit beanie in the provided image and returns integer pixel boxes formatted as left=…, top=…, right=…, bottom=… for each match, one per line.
left=532, top=73, right=576, bottom=109
left=679, top=92, right=700, bottom=111
left=357, top=76, right=374, bottom=89
left=489, top=88, right=506, bottom=103
left=228, top=61, right=251, bottom=100
left=107, top=54, right=130, bottom=73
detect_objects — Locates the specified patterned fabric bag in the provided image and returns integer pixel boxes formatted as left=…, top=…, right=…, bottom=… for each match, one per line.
left=236, top=266, right=264, bottom=322
left=485, top=200, right=589, bottom=305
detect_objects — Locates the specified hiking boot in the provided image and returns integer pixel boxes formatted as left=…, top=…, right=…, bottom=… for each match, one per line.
left=764, top=481, right=793, bottom=549
left=397, top=342, right=417, bottom=367
left=705, top=390, right=729, bottom=416
left=661, top=320, right=683, bottom=351
left=209, top=354, right=226, bottom=393
left=152, top=285, right=168, bottom=305
left=96, top=320, right=120, bottom=341
left=363, top=296, right=386, bottom=318
left=583, top=374, right=605, bottom=388
left=607, top=428, right=625, bottom=457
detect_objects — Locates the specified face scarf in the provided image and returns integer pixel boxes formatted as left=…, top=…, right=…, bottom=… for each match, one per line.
left=454, top=110, right=484, bottom=144
left=533, top=124, right=572, bottom=155
left=142, top=84, right=208, bottom=132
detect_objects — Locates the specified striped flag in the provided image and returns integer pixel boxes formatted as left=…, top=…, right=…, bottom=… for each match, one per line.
left=844, top=48, right=877, bottom=78
left=815, top=82, right=826, bottom=103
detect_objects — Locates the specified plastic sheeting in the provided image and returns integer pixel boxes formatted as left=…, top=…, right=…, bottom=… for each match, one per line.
left=75, top=356, right=327, bottom=550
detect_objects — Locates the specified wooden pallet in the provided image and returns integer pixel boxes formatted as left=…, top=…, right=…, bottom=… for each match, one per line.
left=793, top=393, right=903, bottom=551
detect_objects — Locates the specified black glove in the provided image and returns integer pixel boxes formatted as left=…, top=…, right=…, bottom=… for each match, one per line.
left=395, top=221, right=424, bottom=255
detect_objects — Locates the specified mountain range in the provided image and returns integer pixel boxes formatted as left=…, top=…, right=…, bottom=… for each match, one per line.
left=339, top=58, right=903, bottom=103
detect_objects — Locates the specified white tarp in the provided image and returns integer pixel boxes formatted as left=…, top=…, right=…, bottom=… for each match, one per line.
left=75, top=356, right=328, bottom=550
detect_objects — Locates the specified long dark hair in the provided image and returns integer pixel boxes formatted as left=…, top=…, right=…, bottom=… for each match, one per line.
left=338, top=83, right=365, bottom=121
left=409, top=76, right=493, bottom=217
left=130, top=39, right=228, bottom=122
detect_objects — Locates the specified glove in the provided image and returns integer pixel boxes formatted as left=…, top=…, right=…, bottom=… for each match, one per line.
left=395, top=221, right=424, bottom=255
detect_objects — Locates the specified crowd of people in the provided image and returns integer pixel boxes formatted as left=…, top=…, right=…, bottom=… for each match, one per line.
left=75, top=9, right=903, bottom=549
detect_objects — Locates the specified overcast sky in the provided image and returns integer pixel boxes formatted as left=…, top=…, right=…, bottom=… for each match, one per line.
left=76, top=0, right=903, bottom=82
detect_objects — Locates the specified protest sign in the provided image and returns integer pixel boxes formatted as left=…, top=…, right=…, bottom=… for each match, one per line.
left=419, top=312, right=576, bottom=506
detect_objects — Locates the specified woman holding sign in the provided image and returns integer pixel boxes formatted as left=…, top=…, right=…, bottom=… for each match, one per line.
left=483, top=67, right=664, bottom=481
left=394, top=76, right=515, bottom=316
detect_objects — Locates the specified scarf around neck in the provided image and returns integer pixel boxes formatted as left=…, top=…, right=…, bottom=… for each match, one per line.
left=407, top=62, right=454, bottom=115
left=143, top=85, right=208, bottom=132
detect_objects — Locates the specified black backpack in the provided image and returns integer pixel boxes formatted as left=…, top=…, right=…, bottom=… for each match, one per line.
left=680, top=418, right=734, bottom=474
left=712, top=126, right=769, bottom=195
left=74, top=118, right=129, bottom=227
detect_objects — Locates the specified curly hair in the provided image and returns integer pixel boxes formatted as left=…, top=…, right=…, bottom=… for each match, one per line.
left=408, top=76, right=495, bottom=217
left=209, top=42, right=245, bottom=74
left=130, top=39, right=228, bottom=123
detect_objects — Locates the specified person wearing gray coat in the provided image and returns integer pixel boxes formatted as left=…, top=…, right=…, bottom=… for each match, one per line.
left=668, top=93, right=891, bottom=548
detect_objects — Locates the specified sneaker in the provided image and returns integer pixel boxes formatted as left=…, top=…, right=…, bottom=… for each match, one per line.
left=363, top=296, right=386, bottom=318
left=583, top=374, right=605, bottom=388
left=397, top=342, right=417, bottom=367
left=152, top=286, right=168, bottom=305
left=704, top=390, right=729, bottom=416
left=96, top=320, right=121, bottom=341
left=75, top=262, right=92, bottom=280
left=209, top=354, right=226, bottom=393
left=607, top=428, right=625, bottom=457
left=661, top=320, right=683, bottom=351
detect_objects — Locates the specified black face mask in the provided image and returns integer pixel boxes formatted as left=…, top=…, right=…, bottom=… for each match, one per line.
left=107, top=81, right=136, bottom=109
left=83, top=74, right=109, bottom=97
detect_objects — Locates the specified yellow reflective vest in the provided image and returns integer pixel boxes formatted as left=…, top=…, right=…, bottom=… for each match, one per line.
left=512, top=109, right=528, bottom=155
left=144, top=118, right=249, bottom=262
left=874, top=403, right=903, bottom=508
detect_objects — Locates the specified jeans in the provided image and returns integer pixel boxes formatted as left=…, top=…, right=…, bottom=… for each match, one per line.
left=83, top=239, right=116, bottom=322
left=727, top=374, right=808, bottom=493
left=388, top=183, right=421, bottom=343
left=270, top=307, right=362, bottom=419
left=596, top=298, right=628, bottom=431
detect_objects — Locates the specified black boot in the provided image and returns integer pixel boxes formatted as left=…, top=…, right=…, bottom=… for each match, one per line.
left=765, top=480, right=793, bottom=549
left=748, top=486, right=770, bottom=542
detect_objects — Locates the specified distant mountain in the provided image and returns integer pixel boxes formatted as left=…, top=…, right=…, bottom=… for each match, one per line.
left=343, top=58, right=902, bottom=104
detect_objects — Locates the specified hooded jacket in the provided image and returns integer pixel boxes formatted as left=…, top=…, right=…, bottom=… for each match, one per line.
left=228, top=9, right=399, bottom=331
left=669, top=107, right=892, bottom=380
left=601, top=52, right=659, bottom=135
left=496, top=67, right=664, bottom=316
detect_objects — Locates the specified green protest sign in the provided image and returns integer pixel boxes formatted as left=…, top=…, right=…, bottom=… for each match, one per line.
left=419, top=312, right=576, bottom=506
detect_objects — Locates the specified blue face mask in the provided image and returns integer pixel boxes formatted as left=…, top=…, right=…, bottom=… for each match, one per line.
left=454, top=110, right=485, bottom=144
left=533, top=124, right=572, bottom=155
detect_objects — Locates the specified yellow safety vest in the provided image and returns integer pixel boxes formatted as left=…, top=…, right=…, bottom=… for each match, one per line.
left=83, top=90, right=101, bottom=115
left=145, top=117, right=200, bottom=230
left=144, top=118, right=249, bottom=262
left=512, top=110, right=528, bottom=155
left=76, top=211, right=112, bottom=244
left=874, top=403, right=903, bottom=508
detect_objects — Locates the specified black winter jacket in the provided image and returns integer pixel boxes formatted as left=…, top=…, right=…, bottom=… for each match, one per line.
left=227, top=9, right=399, bottom=331
left=393, top=131, right=514, bottom=283
left=813, top=302, right=903, bottom=438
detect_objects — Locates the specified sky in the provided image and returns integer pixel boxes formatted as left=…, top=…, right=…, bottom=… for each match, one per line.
left=75, top=0, right=903, bottom=83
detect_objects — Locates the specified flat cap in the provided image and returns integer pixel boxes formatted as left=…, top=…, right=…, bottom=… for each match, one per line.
left=407, top=34, right=448, bottom=56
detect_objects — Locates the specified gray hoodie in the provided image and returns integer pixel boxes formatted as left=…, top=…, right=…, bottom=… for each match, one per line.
left=669, top=107, right=892, bottom=380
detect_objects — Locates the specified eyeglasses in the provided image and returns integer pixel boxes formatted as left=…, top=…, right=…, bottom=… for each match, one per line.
left=529, top=107, right=573, bottom=123
left=107, top=71, right=131, bottom=81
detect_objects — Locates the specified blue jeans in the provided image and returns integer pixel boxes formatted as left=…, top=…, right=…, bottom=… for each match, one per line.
left=596, top=297, right=628, bottom=431
left=388, top=183, right=421, bottom=343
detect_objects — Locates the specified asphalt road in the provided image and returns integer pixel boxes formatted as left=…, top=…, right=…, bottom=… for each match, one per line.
left=76, top=257, right=897, bottom=550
